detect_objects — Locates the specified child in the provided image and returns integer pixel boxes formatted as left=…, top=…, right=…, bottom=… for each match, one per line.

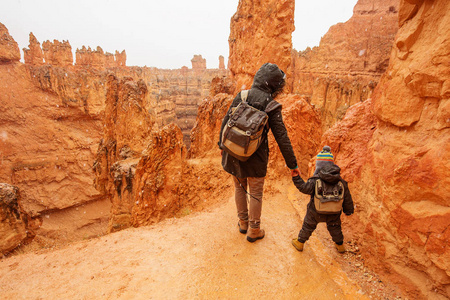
left=291, top=154, right=354, bottom=253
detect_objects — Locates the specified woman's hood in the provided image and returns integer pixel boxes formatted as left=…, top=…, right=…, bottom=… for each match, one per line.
left=251, top=63, right=286, bottom=95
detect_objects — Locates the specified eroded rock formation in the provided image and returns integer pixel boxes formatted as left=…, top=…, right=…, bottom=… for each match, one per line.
left=0, top=23, right=20, bottom=62
left=291, top=0, right=399, bottom=130
left=228, top=0, right=295, bottom=91
left=219, top=55, right=225, bottom=70
left=0, top=183, right=38, bottom=254
left=94, top=76, right=232, bottom=232
left=0, top=24, right=228, bottom=247
left=319, top=0, right=450, bottom=298
left=42, top=39, right=73, bottom=67
left=191, top=54, right=206, bottom=73
left=23, top=33, right=44, bottom=65
left=75, top=46, right=127, bottom=69
left=115, top=66, right=228, bottom=146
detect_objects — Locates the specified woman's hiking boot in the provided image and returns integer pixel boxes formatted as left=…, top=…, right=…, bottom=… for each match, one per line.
left=292, top=239, right=304, bottom=252
left=238, top=220, right=248, bottom=234
left=335, top=243, right=346, bottom=253
left=247, top=228, right=265, bottom=242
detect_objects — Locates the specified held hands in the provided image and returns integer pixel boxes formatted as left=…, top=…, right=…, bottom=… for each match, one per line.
left=291, top=167, right=300, bottom=177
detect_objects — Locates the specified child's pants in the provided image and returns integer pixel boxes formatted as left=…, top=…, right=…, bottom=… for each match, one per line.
left=298, top=206, right=344, bottom=244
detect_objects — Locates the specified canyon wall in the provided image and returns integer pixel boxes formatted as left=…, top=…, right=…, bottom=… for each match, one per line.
left=0, top=26, right=228, bottom=251
left=0, top=31, right=109, bottom=250
left=93, top=76, right=232, bottom=232
left=0, top=183, right=40, bottom=255
left=228, top=0, right=295, bottom=92
left=0, top=23, right=20, bottom=62
left=115, top=64, right=228, bottom=147
left=228, top=0, right=399, bottom=131
left=222, top=0, right=449, bottom=298
left=291, top=0, right=399, bottom=130
left=319, top=0, right=450, bottom=298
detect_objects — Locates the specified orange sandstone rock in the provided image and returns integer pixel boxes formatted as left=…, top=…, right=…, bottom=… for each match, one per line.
left=42, top=39, right=73, bottom=67
left=228, top=0, right=295, bottom=92
left=95, top=81, right=232, bottom=231
left=189, top=93, right=234, bottom=158
left=219, top=55, right=225, bottom=69
left=23, top=33, right=44, bottom=65
left=290, top=0, right=399, bottom=130
left=321, top=0, right=450, bottom=298
left=267, top=94, right=322, bottom=177
left=0, top=22, right=20, bottom=62
left=0, top=183, right=37, bottom=254
left=115, top=50, right=126, bottom=67
left=191, top=54, right=206, bottom=73
left=75, top=46, right=126, bottom=68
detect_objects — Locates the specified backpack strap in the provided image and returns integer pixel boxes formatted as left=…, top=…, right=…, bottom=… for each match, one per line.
left=265, top=100, right=281, bottom=113
left=241, top=90, right=249, bottom=102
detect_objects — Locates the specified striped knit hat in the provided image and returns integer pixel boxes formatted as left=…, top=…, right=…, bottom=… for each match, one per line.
left=316, top=146, right=334, bottom=162
left=313, top=146, right=334, bottom=176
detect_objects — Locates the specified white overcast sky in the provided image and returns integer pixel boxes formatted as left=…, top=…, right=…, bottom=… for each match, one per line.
left=1, top=0, right=357, bottom=69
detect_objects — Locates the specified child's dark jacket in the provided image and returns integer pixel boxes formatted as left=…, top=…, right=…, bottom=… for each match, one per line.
left=292, top=164, right=354, bottom=215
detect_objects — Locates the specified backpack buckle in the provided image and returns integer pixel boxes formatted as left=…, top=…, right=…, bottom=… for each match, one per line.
left=245, top=131, right=251, bottom=136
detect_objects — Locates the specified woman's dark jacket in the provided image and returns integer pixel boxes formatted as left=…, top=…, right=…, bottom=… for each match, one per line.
left=292, top=164, right=354, bottom=215
left=218, top=63, right=297, bottom=178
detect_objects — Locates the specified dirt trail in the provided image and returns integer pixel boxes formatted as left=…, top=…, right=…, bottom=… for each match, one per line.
left=0, top=181, right=379, bottom=299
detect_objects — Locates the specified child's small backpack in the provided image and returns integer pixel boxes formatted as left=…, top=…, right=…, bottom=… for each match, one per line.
left=314, top=179, right=344, bottom=214
left=220, top=90, right=269, bottom=161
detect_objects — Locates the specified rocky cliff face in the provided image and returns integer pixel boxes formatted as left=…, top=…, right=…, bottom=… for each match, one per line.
left=228, top=0, right=295, bottom=92
left=115, top=66, right=228, bottom=147
left=291, top=0, right=399, bottom=130
left=0, top=25, right=228, bottom=247
left=0, top=41, right=107, bottom=250
left=0, top=23, right=20, bottom=62
left=93, top=75, right=232, bottom=232
left=320, top=0, right=450, bottom=298
left=0, top=183, right=39, bottom=254
left=224, top=0, right=449, bottom=298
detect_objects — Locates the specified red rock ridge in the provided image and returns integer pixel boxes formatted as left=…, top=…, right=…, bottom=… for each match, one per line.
left=93, top=76, right=232, bottom=232
left=0, top=183, right=39, bottom=254
left=0, top=23, right=20, bottom=62
left=0, top=25, right=228, bottom=248
left=24, top=37, right=127, bottom=68
left=320, top=0, right=450, bottom=298
left=228, top=0, right=295, bottom=92
left=75, top=46, right=126, bottom=68
left=290, top=0, right=399, bottom=130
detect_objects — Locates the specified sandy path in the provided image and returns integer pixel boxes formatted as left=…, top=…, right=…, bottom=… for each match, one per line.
left=0, top=182, right=368, bottom=299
